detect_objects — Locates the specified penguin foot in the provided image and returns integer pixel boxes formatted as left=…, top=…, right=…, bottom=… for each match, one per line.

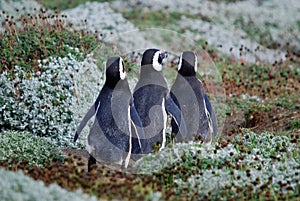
left=88, top=154, right=97, bottom=172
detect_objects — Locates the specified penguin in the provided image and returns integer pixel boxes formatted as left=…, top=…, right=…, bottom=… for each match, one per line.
left=170, top=51, right=218, bottom=142
left=133, top=48, right=188, bottom=152
left=74, top=56, right=150, bottom=171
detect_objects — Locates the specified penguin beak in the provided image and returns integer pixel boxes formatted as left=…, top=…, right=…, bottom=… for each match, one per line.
left=160, top=51, right=168, bottom=60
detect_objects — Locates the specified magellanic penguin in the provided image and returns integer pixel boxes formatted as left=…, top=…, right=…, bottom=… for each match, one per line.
left=74, top=56, right=151, bottom=171
left=133, top=49, right=188, bottom=152
left=170, top=51, right=218, bottom=142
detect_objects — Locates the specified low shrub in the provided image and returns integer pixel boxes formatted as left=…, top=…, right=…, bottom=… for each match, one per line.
left=0, top=130, right=64, bottom=166
left=0, top=168, right=97, bottom=201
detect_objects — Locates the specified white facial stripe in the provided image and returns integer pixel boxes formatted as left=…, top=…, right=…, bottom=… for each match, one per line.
left=119, top=57, right=126, bottom=80
left=194, top=53, right=198, bottom=72
left=152, top=51, right=162, bottom=71
left=178, top=52, right=183, bottom=71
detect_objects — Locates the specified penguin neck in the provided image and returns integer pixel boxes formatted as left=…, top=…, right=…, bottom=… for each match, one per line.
left=140, top=66, right=163, bottom=79
left=178, top=69, right=196, bottom=77
left=105, top=78, right=129, bottom=89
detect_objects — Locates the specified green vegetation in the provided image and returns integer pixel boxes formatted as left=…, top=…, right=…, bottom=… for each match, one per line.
left=0, top=10, right=98, bottom=76
left=0, top=9, right=100, bottom=147
left=290, top=118, right=300, bottom=130
left=234, top=15, right=279, bottom=49
left=39, top=0, right=113, bottom=10
left=0, top=168, right=97, bottom=201
left=122, top=9, right=196, bottom=29
left=0, top=157, right=167, bottom=200
left=1, top=130, right=298, bottom=200
left=220, top=60, right=300, bottom=110
left=0, top=1, right=299, bottom=201
left=208, top=0, right=249, bottom=3
left=122, top=10, right=181, bottom=29
left=135, top=129, right=300, bottom=200
left=0, top=131, right=64, bottom=166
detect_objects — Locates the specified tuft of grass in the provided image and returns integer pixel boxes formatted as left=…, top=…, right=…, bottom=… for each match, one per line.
left=0, top=130, right=64, bottom=166
left=290, top=119, right=300, bottom=130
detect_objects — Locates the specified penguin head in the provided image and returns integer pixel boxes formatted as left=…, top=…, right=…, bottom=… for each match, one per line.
left=105, top=56, right=126, bottom=85
left=178, top=51, right=198, bottom=76
left=141, top=48, right=168, bottom=71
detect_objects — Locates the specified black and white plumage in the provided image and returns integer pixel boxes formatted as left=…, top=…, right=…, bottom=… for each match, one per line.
left=74, top=56, right=150, bottom=170
left=170, top=51, right=218, bottom=142
left=133, top=49, right=188, bottom=151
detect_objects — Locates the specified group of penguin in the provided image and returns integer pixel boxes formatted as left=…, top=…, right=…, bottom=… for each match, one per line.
left=74, top=48, right=218, bottom=170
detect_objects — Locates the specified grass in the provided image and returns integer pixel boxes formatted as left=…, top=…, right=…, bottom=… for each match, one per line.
left=121, top=9, right=203, bottom=29
left=233, top=14, right=280, bottom=49
left=208, top=0, right=247, bottom=3
left=122, top=10, right=183, bottom=29
left=219, top=59, right=300, bottom=110
left=290, top=119, right=300, bottom=130
left=0, top=9, right=98, bottom=77
left=38, top=0, right=113, bottom=10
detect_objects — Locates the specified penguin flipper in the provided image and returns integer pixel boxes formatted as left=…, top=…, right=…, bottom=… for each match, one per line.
left=204, top=94, right=218, bottom=135
left=74, top=97, right=101, bottom=142
left=165, top=95, right=189, bottom=141
left=129, top=99, right=151, bottom=154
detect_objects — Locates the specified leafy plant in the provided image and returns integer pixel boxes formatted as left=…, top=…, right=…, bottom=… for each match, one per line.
left=0, top=9, right=101, bottom=147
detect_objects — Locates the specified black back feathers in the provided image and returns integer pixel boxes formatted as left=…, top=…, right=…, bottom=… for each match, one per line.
left=171, top=51, right=218, bottom=142
left=178, top=51, right=197, bottom=76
